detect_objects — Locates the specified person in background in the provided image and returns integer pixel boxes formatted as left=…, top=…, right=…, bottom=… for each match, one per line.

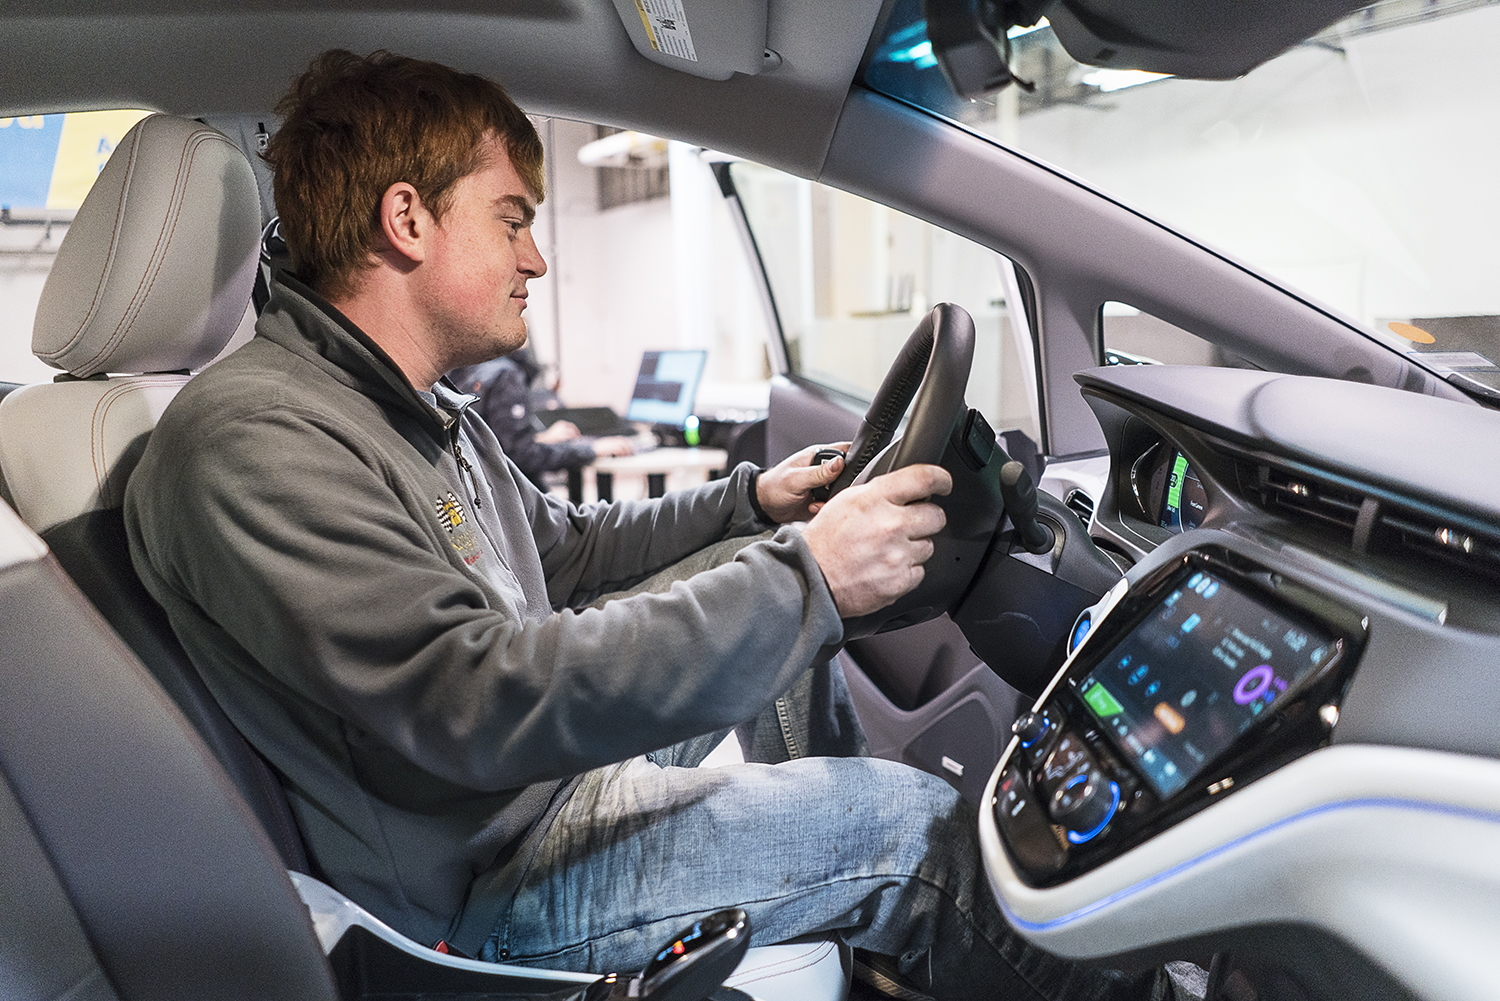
left=450, top=346, right=634, bottom=488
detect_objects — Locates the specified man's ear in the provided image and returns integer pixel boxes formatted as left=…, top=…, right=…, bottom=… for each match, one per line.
left=377, top=182, right=429, bottom=264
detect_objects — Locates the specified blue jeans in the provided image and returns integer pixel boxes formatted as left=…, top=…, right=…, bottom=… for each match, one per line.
left=479, top=536, right=1167, bottom=999
left=478, top=685, right=1164, bottom=1000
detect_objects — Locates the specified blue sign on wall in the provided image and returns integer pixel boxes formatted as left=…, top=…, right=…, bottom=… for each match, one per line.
left=0, top=116, right=66, bottom=210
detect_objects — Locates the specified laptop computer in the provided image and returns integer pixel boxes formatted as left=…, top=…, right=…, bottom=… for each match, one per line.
left=535, top=349, right=708, bottom=436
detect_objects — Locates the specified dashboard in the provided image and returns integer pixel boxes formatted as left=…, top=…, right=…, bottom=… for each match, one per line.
left=977, top=365, right=1500, bottom=1001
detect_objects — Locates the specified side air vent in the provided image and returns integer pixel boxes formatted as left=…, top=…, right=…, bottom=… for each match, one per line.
left=1238, top=456, right=1500, bottom=582
left=1064, top=489, right=1095, bottom=527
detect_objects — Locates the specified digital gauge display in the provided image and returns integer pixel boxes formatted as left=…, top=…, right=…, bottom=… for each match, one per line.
left=1074, top=569, right=1337, bottom=799
left=1158, top=452, right=1207, bottom=533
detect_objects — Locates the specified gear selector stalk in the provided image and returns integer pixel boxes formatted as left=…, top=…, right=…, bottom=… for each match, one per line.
left=1000, top=460, right=1055, bottom=555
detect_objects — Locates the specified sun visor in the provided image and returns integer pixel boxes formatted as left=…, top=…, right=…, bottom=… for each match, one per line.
left=610, top=0, right=777, bottom=80
left=1045, top=0, right=1370, bottom=79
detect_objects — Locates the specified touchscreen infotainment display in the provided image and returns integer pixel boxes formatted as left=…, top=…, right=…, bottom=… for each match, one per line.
left=1075, top=569, right=1336, bottom=798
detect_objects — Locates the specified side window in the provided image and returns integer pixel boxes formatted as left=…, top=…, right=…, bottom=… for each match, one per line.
left=728, top=161, right=1042, bottom=446
left=1100, top=301, right=1251, bottom=368
left=0, top=110, right=153, bottom=384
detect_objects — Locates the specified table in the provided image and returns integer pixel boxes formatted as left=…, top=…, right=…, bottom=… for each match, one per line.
left=564, top=447, right=729, bottom=504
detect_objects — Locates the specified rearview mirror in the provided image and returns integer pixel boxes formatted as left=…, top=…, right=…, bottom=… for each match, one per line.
left=922, top=0, right=1051, bottom=97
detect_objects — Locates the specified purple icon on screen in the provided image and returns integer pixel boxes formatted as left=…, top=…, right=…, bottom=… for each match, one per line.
left=1234, top=665, right=1274, bottom=705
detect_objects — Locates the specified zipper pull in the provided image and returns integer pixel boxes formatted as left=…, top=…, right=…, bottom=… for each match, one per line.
left=453, top=439, right=483, bottom=511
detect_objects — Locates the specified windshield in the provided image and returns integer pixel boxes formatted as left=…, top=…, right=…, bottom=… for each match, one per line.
left=861, top=0, right=1500, bottom=398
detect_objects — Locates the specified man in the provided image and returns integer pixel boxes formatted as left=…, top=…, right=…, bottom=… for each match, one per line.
left=127, top=50, right=1168, bottom=1000
left=448, top=350, right=637, bottom=489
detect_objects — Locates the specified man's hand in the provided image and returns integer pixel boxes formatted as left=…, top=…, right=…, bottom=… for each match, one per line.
left=801, top=464, right=952, bottom=618
left=591, top=435, right=636, bottom=457
left=754, top=442, right=851, bottom=523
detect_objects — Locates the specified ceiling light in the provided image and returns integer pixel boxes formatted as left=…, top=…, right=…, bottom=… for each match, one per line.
left=1080, top=68, right=1172, bottom=92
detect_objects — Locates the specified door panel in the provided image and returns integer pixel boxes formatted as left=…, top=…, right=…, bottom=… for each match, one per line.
left=766, top=375, right=864, bottom=464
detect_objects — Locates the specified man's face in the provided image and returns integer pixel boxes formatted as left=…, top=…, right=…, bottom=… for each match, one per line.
left=417, top=135, right=546, bottom=369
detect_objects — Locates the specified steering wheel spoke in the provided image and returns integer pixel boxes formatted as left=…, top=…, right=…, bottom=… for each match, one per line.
left=829, top=303, right=1013, bottom=638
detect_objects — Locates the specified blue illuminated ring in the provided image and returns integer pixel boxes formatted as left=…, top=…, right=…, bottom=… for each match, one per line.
left=1070, top=613, right=1092, bottom=652
left=1065, top=781, right=1121, bottom=845
left=1018, top=716, right=1051, bottom=750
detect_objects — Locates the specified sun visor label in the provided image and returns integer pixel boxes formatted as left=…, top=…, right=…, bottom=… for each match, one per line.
left=633, top=0, right=698, bottom=62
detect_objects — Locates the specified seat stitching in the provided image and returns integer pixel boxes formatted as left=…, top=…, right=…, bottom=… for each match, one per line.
left=89, top=377, right=188, bottom=504
left=42, top=127, right=141, bottom=366
left=78, top=128, right=196, bottom=372
left=727, top=941, right=830, bottom=975
left=81, top=130, right=236, bottom=374
left=726, top=942, right=836, bottom=986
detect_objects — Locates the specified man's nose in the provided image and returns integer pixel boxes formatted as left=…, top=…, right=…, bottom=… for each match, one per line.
left=519, top=229, right=547, bottom=279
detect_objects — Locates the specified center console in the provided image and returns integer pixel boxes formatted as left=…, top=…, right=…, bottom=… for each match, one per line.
left=993, top=546, right=1368, bottom=885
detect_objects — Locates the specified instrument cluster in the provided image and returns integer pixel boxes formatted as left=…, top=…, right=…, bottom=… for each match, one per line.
left=1127, top=441, right=1208, bottom=535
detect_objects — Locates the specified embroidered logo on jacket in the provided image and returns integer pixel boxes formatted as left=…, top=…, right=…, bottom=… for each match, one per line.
left=435, top=492, right=466, bottom=534
left=435, top=491, right=485, bottom=567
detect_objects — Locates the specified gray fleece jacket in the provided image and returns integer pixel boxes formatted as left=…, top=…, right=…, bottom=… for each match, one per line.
left=124, top=275, right=844, bottom=949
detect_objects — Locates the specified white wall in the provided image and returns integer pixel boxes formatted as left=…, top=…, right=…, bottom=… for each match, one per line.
left=993, top=7, right=1500, bottom=331
left=523, top=118, right=675, bottom=410
left=520, top=119, right=771, bottom=416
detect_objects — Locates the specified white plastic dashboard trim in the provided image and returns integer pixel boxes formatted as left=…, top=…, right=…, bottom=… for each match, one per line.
left=980, top=743, right=1500, bottom=1001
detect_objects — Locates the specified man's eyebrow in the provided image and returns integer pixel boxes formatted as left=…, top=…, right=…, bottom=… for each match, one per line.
left=496, top=195, right=536, bottom=226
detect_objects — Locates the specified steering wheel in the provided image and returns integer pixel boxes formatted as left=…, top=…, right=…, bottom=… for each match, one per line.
left=826, top=303, right=1011, bottom=637
left=825, top=302, right=975, bottom=496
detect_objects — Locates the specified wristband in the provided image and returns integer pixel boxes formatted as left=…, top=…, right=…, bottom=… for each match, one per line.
left=745, top=467, right=775, bottom=526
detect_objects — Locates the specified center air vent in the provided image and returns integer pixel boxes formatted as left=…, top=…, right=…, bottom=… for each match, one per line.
left=1258, top=466, right=1363, bottom=535
left=1238, top=457, right=1500, bottom=582
left=1064, top=489, right=1095, bottom=527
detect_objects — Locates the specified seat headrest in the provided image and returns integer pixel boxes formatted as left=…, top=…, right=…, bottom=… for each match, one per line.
left=32, top=115, right=261, bottom=378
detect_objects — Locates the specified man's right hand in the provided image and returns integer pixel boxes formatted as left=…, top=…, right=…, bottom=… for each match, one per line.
left=800, top=464, right=952, bottom=618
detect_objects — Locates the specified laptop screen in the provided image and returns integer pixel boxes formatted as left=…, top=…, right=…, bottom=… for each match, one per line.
left=624, top=350, right=708, bottom=427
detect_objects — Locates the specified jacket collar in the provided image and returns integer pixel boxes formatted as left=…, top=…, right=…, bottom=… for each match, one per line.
left=257, top=273, right=479, bottom=435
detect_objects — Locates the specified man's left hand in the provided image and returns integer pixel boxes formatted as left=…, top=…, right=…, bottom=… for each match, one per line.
left=754, top=442, right=851, bottom=523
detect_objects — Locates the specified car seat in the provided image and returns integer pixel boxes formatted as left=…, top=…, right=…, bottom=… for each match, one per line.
left=0, top=114, right=847, bottom=1001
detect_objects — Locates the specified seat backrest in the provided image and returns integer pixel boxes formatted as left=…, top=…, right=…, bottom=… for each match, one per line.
left=0, top=500, right=339, bottom=1001
left=0, top=114, right=310, bottom=871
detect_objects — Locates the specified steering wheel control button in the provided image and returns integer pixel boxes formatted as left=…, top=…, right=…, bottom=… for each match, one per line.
left=808, top=448, right=847, bottom=502
left=957, top=408, right=996, bottom=471
left=1049, top=770, right=1120, bottom=844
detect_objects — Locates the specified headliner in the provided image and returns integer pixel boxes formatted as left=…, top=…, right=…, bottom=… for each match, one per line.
left=0, top=0, right=884, bottom=179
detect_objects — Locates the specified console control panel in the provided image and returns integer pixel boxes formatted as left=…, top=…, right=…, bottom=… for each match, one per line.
left=993, top=547, right=1367, bottom=885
